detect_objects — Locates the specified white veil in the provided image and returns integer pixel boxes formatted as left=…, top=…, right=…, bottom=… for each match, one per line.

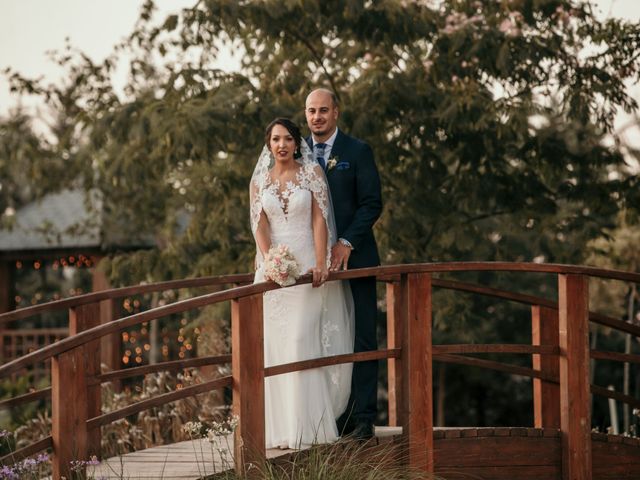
left=249, top=141, right=355, bottom=417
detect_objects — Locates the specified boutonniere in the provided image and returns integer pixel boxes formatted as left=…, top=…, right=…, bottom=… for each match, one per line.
left=326, top=155, right=339, bottom=171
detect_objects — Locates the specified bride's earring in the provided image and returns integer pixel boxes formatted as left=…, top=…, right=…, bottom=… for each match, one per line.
left=294, top=146, right=302, bottom=159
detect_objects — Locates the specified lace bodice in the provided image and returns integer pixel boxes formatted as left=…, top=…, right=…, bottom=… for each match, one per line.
left=253, top=163, right=331, bottom=271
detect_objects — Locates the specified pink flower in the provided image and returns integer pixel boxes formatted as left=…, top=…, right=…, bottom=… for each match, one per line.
left=499, top=17, right=521, bottom=38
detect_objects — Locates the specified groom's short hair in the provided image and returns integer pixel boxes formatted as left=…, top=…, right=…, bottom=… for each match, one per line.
left=327, top=91, right=339, bottom=108
left=308, top=88, right=339, bottom=108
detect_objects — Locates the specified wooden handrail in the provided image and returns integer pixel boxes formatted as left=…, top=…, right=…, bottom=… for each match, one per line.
left=0, top=273, right=254, bottom=326
left=264, top=349, right=401, bottom=377
left=591, top=384, right=640, bottom=409
left=92, top=354, right=232, bottom=385
left=0, top=280, right=281, bottom=377
left=3, top=261, right=639, bottom=327
left=4, top=262, right=640, bottom=478
left=3, top=263, right=639, bottom=378
left=86, top=375, right=232, bottom=430
left=0, top=387, right=51, bottom=409
left=0, top=436, right=52, bottom=465
left=434, top=353, right=558, bottom=382
left=432, top=344, right=559, bottom=355
left=8, top=345, right=639, bottom=410
left=433, top=278, right=640, bottom=337
left=590, top=349, right=640, bottom=364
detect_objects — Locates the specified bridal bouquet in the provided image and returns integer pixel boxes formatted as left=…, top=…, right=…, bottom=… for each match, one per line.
left=263, top=244, right=301, bottom=287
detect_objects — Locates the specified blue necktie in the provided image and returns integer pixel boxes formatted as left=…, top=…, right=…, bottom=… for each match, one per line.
left=315, top=143, right=327, bottom=169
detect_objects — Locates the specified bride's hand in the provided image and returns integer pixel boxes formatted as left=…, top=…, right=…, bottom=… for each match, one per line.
left=307, top=265, right=329, bottom=287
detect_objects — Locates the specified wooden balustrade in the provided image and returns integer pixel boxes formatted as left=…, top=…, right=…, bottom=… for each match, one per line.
left=1, top=263, right=640, bottom=480
left=231, top=293, right=264, bottom=476
left=0, top=328, right=67, bottom=380
left=532, top=305, right=560, bottom=429
left=558, top=274, right=592, bottom=479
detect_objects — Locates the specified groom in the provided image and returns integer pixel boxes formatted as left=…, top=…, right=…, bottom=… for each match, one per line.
left=305, top=88, right=383, bottom=440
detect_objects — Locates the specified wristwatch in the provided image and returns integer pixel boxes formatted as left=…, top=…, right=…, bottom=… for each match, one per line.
left=338, top=238, right=353, bottom=249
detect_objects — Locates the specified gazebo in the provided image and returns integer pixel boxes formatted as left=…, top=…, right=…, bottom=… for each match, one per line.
left=0, top=189, right=153, bottom=372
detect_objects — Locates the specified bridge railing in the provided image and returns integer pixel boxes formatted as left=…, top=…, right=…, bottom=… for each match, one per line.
left=1, top=262, right=639, bottom=480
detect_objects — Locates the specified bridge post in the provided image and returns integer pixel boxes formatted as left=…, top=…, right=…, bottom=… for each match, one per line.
left=558, top=274, right=592, bottom=480
left=51, top=302, right=102, bottom=479
left=70, top=303, right=103, bottom=458
left=398, top=273, right=434, bottom=472
left=51, top=347, right=88, bottom=478
left=386, top=279, right=403, bottom=426
left=531, top=305, right=560, bottom=429
left=231, top=292, right=264, bottom=477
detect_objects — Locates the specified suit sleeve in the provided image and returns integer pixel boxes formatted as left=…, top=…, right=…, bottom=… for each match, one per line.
left=341, top=143, right=382, bottom=250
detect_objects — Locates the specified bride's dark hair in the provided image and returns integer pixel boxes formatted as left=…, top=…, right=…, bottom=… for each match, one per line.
left=265, top=118, right=303, bottom=158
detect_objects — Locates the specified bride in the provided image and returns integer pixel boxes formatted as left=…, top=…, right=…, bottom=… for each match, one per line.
left=250, top=117, right=354, bottom=449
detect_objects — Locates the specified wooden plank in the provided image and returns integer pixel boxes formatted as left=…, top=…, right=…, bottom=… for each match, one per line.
left=52, top=347, right=88, bottom=479
left=592, top=437, right=640, bottom=480
left=435, top=465, right=561, bottom=480
left=386, top=281, right=403, bottom=426
left=70, top=303, right=102, bottom=458
left=558, top=274, right=592, bottom=480
left=532, top=305, right=560, bottom=429
left=231, top=293, right=265, bottom=477
left=434, top=435, right=561, bottom=467
left=401, top=273, right=433, bottom=472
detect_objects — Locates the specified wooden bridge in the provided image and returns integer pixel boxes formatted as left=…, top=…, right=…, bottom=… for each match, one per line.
left=1, top=262, right=639, bottom=479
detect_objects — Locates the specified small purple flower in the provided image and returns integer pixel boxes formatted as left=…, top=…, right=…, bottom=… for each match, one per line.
left=36, top=453, right=49, bottom=463
left=0, top=430, right=11, bottom=439
left=0, top=465, right=18, bottom=480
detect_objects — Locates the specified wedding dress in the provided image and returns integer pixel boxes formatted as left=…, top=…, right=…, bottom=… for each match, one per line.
left=250, top=144, right=354, bottom=449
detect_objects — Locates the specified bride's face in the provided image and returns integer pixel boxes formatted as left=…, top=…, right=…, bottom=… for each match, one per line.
left=269, top=124, right=296, bottom=163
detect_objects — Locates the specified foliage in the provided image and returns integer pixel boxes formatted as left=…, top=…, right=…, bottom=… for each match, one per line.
left=256, top=439, right=443, bottom=480
left=11, top=369, right=227, bottom=459
left=3, top=0, right=640, bottom=428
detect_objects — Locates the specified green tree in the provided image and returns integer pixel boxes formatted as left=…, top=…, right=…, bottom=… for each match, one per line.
left=3, top=0, right=640, bottom=427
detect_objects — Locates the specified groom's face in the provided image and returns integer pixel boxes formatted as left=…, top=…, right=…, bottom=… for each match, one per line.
left=305, top=91, right=339, bottom=140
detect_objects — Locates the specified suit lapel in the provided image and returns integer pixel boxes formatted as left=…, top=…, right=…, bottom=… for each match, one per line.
left=329, top=129, right=347, bottom=160
left=306, top=130, right=347, bottom=173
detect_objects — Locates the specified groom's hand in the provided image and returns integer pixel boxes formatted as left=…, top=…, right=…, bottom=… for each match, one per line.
left=330, top=243, right=351, bottom=271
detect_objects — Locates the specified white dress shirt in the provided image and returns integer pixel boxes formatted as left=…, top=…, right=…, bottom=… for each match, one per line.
left=312, top=128, right=339, bottom=161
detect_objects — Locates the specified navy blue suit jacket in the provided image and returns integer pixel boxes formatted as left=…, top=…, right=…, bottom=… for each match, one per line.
left=306, top=130, right=382, bottom=269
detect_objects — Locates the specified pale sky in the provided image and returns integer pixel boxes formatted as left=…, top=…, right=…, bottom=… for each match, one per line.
left=0, top=0, right=638, bottom=150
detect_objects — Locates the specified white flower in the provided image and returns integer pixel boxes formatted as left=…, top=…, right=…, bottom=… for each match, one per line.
left=182, top=421, right=202, bottom=435
left=263, top=244, right=300, bottom=287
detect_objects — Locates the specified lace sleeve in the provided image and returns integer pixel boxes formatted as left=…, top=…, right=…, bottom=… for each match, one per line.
left=249, top=175, right=263, bottom=236
left=302, top=163, right=337, bottom=266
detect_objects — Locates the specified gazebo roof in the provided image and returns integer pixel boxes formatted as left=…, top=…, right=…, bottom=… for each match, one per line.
left=0, top=189, right=154, bottom=253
